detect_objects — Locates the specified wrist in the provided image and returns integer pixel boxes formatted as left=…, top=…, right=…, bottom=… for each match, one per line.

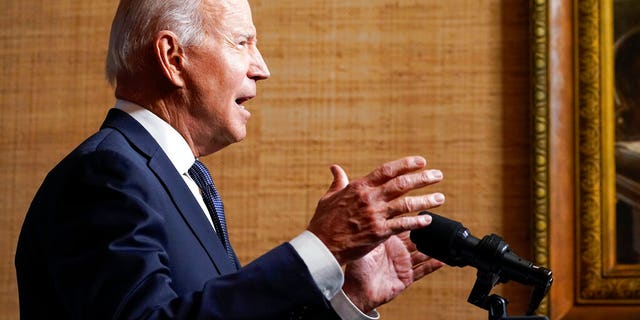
left=342, top=283, right=372, bottom=314
left=306, top=228, right=347, bottom=265
left=331, top=289, right=381, bottom=320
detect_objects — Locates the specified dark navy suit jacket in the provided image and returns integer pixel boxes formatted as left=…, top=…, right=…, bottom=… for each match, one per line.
left=16, top=109, right=339, bottom=319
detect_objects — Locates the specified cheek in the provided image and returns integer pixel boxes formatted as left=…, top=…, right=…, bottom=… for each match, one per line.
left=208, top=62, right=241, bottom=90
left=224, top=53, right=251, bottom=80
left=227, top=65, right=249, bottom=86
left=193, top=53, right=250, bottom=104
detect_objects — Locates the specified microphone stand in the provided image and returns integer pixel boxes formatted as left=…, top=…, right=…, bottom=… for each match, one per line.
left=467, top=269, right=550, bottom=320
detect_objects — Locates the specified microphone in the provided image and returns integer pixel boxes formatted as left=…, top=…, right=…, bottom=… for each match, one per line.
left=410, top=211, right=552, bottom=315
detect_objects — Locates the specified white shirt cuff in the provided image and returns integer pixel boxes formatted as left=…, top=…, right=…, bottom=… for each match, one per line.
left=289, top=230, right=343, bottom=299
left=330, top=290, right=380, bottom=320
left=289, top=231, right=380, bottom=320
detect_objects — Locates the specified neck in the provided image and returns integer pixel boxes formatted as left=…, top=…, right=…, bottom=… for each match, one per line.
left=115, top=77, right=201, bottom=157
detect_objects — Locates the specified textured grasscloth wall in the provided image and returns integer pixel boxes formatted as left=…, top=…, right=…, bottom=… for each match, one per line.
left=0, top=1, right=530, bottom=319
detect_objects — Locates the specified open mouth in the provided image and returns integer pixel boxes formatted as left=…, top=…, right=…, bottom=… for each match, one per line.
left=235, top=96, right=253, bottom=106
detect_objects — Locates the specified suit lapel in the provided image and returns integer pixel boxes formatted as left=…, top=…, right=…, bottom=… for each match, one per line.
left=101, top=109, right=237, bottom=275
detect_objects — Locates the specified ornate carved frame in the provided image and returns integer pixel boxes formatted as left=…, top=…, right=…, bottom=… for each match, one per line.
left=574, top=0, right=640, bottom=301
left=532, top=0, right=640, bottom=318
left=530, top=0, right=549, bottom=314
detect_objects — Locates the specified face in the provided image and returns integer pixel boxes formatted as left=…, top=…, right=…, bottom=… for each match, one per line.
left=182, top=0, right=270, bottom=156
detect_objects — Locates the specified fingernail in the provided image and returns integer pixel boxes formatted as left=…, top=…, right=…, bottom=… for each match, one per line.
left=431, top=170, right=443, bottom=179
left=414, top=157, right=426, bottom=166
left=434, top=193, right=445, bottom=204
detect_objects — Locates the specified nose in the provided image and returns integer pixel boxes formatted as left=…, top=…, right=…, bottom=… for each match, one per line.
left=248, top=46, right=270, bottom=81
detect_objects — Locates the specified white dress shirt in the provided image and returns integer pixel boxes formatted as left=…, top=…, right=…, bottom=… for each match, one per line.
left=116, top=100, right=378, bottom=320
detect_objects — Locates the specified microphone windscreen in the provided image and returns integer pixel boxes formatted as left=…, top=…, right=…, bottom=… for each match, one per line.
left=410, top=211, right=465, bottom=260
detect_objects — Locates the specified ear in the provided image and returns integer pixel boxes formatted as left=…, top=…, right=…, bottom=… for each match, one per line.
left=155, top=31, right=186, bottom=87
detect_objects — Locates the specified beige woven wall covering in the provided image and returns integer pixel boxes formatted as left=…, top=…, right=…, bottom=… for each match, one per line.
left=0, top=1, right=532, bottom=319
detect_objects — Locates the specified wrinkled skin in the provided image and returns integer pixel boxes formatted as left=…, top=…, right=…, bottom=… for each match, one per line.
left=344, top=232, right=444, bottom=313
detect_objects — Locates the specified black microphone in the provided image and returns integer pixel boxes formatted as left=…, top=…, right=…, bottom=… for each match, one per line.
left=410, top=211, right=552, bottom=315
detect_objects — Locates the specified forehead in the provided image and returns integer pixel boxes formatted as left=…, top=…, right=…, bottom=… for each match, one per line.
left=204, top=0, right=255, bottom=35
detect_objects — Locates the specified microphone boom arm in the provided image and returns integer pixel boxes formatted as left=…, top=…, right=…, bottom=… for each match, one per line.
left=410, top=212, right=553, bottom=320
left=466, top=233, right=553, bottom=317
left=466, top=237, right=552, bottom=319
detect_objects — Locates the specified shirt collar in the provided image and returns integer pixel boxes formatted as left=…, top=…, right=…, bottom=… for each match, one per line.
left=115, top=99, right=195, bottom=174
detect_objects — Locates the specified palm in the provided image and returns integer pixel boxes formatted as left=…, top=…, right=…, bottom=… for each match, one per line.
left=343, top=232, right=444, bottom=313
left=347, top=236, right=413, bottom=305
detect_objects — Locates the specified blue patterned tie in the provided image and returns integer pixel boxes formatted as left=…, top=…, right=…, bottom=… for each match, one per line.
left=188, top=160, right=234, bottom=263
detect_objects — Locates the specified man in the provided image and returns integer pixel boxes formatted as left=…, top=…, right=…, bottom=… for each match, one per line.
left=15, top=0, right=446, bottom=319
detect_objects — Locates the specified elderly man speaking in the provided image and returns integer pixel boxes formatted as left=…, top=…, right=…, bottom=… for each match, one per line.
left=15, top=0, right=446, bottom=319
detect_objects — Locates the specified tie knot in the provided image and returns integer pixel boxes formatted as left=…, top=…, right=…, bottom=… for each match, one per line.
left=189, top=160, right=214, bottom=188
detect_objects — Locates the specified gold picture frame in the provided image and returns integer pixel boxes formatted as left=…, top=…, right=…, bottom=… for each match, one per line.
left=532, top=0, right=640, bottom=318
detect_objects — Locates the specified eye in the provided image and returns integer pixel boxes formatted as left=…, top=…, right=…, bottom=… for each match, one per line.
left=237, top=40, right=248, bottom=49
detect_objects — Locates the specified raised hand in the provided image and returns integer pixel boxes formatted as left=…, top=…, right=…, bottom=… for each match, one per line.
left=307, top=156, right=445, bottom=265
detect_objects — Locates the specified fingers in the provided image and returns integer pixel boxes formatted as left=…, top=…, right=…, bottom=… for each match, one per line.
left=381, top=169, right=443, bottom=201
left=328, top=164, right=349, bottom=192
left=386, top=193, right=445, bottom=217
left=412, top=259, right=445, bottom=281
left=410, top=249, right=428, bottom=266
left=366, top=157, right=444, bottom=218
left=407, top=242, right=432, bottom=267
left=384, top=214, right=434, bottom=234
left=365, top=156, right=444, bottom=218
left=365, top=156, right=427, bottom=186
left=396, top=231, right=445, bottom=281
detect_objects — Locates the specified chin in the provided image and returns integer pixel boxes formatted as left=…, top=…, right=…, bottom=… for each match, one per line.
left=229, top=128, right=248, bottom=144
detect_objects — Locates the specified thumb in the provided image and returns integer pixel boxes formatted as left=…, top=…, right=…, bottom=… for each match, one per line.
left=327, top=164, right=349, bottom=193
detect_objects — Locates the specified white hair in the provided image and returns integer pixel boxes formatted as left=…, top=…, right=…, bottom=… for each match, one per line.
left=105, top=0, right=208, bottom=86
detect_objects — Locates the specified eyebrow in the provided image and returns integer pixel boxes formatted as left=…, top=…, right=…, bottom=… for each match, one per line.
left=240, top=33, right=256, bottom=40
left=230, top=23, right=257, bottom=39
left=236, top=28, right=256, bottom=39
